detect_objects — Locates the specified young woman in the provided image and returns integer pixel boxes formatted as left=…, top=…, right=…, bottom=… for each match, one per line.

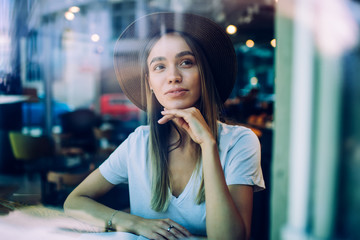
left=64, top=12, right=265, bottom=240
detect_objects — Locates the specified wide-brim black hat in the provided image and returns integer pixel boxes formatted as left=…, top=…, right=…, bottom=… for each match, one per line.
left=114, top=12, right=236, bottom=111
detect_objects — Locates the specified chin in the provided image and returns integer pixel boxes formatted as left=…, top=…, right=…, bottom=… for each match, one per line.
left=165, top=104, right=194, bottom=110
left=159, top=100, right=194, bottom=110
left=158, top=96, right=200, bottom=110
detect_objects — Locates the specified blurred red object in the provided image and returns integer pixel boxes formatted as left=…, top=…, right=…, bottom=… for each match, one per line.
left=100, top=93, right=140, bottom=121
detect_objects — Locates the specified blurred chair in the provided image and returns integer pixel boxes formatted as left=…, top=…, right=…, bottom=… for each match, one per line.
left=8, top=131, right=54, bottom=204
left=44, top=164, right=95, bottom=205
left=41, top=158, right=94, bottom=206
left=8, top=131, right=54, bottom=176
left=8, top=131, right=94, bottom=206
left=58, top=108, right=101, bottom=155
left=42, top=109, right=101, bottom=205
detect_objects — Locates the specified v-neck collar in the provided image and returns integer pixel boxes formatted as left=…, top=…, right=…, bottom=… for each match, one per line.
left=170, top=167, right=198, bottom=204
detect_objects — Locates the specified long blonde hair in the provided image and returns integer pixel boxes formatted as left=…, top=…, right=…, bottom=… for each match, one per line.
left=141, top=32, right=223, bottom=212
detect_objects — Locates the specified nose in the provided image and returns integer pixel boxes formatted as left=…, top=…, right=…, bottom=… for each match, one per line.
left=167, top=66, right=182, bottom=84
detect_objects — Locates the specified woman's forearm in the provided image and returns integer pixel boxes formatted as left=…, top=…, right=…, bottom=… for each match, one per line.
left=64, top=191, right=193, bottom=239
left=64, top=194, right=139, bottom=233
left=201, top=141, right=246, bottom=240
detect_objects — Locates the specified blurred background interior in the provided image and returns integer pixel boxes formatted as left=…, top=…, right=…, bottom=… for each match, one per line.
left=0, top=0, right=359, bottom=239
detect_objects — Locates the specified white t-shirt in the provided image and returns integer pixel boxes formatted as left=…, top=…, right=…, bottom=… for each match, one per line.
left=99, top=122, right=265, bottom=236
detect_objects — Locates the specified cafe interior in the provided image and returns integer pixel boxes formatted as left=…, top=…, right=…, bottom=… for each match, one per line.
left=0, top=0, right=360, bottom=239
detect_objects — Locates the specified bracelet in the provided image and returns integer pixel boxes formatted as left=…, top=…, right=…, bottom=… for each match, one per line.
left=106, top=210, right=119, bottom=232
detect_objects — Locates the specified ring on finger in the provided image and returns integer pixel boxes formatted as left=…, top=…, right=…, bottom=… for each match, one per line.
left=167, top=225, right=174, bottom=232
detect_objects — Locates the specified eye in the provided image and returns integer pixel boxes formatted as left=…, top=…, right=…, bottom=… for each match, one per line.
left=153, top=64, right=165, bottom=71
left=179, top=59, right=194, bottom=67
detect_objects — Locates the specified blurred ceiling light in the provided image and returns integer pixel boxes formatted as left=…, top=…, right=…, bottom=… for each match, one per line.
left=91, top=34, right=100, bottom=42
left=271, top=39, right=276, bottom=48
left=69, top=6, right=80, bottom=13
left=246, top=39, right=255, bottom=48
left=64, top=11, right=75, bottom=21
left=226, top=25, right=237, bottom=35
left=250, top=77, right=258, bottom=86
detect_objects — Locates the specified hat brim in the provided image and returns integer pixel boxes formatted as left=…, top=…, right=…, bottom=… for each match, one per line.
left=114, top=12, right=236, bottom=111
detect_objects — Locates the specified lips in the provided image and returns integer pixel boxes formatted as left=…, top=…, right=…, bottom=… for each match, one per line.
left=165, top=88, right=188, bottom=95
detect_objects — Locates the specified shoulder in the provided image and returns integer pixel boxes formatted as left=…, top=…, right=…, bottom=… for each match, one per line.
left=218, top=122, right=265, bottom=191
left=218, top=121, right=260, bottom=149
left=133, top=125, right=150, bottom=135
left=113, top=125, right=149, bottom=151
left=127, top=125, right=150, bottom=141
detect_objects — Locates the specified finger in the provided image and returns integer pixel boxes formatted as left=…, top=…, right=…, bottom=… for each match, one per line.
left=160, top=109, right=210, bottom=144
left=150, top=232, right=167, bottom=240
left=158, top=220, right=178, bottom=236
left=159, top=219, right=189, bottom=239
left=161, top=109, right=202, bottom=129
left=159, top=115, right=191, bottom=135
left=158, top=114, right=175, bottom=124
left=161, top=109, right=188, bottom=118
left=167, top=227, right=187, bottom=239
left=157, top=227, right=177, bottom=240
left=160, top=110, right=191, bottom=127
left=167, top=220, right=192, bottom=237
left=159, top=111, right=190, bottom=127
left=172, top=117, right=189, bottom=129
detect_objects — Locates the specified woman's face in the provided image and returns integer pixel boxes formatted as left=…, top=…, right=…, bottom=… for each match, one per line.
left=147, top=33, right=201, bottom=110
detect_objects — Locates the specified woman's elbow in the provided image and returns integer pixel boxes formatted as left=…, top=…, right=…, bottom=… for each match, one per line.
left=63, top=191, right=79, bottom=214
left=63, top=194, right=72, bottom=213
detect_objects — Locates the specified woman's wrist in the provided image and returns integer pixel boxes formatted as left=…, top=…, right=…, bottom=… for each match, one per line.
left=112, top=211, right=141, bottom=234
left=200, top=136, right=216, bottom=149
left=106, top=210, right=120, bottom=231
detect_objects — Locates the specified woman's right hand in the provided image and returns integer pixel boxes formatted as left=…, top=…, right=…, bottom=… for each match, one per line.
left=133, top=217, right=192, bottom=240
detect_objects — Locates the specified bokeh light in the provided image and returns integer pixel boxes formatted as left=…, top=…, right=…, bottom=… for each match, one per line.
left=271, top=38, right=276, bottom=47
left=69, top=6, right=80, bottom=13
left=226, top=25, right=237, bottom=35
left=91, top=34, right=100, bottom=42
left=64, top=11, right=75, bottom=21
left=246, top=39, right=255, bottom=48
left=250, top=76, right=258, bottom=86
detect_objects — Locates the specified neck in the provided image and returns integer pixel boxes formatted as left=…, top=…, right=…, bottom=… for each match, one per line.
left=169, top=123, right=193, bottom=149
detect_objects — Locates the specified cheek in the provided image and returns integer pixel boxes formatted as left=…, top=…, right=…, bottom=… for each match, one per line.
left=148, top=79, right=163, bottom=101
left=192, top=74, right=201, bottom=95
left=149, top=79, right=161, bottom=94
left=148, top=74, right=158, bottom=90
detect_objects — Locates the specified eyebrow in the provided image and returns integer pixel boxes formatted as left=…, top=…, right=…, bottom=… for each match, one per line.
left=149, top=51, right=194, bottom=66
left=149, top=56, right=166, bottom=66
left=176, top=51, right=194, bottom=59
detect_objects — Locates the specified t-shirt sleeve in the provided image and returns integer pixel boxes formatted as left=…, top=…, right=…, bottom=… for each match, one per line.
left=98, top=132, right=134, bottom=185
left=224, top=128, right=265, bottom=192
